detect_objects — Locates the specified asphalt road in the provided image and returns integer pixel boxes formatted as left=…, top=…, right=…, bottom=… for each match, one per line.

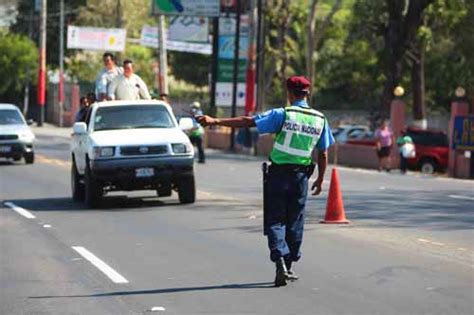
left=1, top=132, right=473, bottom=315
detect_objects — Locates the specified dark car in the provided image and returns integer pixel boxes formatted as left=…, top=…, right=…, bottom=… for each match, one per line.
left=405, top=127, right=449, bottom=174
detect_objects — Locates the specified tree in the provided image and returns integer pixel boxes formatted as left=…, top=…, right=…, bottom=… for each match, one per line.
left=10, top=0, right=86, bottom=67
left=0, top=32, right=38, bottom=96
left=169, top=52, right=211, bottom=88
left=306, top=0, right=342, bottom=87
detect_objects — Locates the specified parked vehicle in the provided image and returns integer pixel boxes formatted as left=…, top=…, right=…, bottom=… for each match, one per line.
left=405, top=127, right=449, bottom=174
left=333, top=124, right=372, bottom=143
left=0, top=104, right=35, bottom=164
left=70, top=100, right=195, bottom=208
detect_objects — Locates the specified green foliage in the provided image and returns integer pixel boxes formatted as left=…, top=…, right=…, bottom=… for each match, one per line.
left=169, top=52, right=211, bottom=88
left=125, top=44, right=155, bottom=87
left=0, top=32, right=38, bottom=94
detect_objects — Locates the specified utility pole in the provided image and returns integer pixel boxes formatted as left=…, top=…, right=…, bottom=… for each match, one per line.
left=256, top=0, right=265, bottom=112
left=58, top=0, right=64, bottom=127
left=158, top=15, right=169, bottom=95
left=37, top=0, right=47, bottom=127
left=230, top=0, right=242, bottom=151
left=209, top=17, right=219, bottom=117
left=244, top=0, right=257, bottom=116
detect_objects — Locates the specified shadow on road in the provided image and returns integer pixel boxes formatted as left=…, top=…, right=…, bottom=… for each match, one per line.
left=306, top=189, right=474, bottom=231
left=29, top=282, right=275, bottom=299
left=7, top=196, right=183, bottom=212
left=0, top=160, right=22, bottom=166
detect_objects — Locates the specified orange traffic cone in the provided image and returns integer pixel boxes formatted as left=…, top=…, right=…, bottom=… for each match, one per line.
left=320, top=168, right=350, bottom=224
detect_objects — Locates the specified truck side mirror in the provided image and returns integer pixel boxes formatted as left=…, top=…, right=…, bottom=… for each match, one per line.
left=72, top=122, right=87, bottom=135
left=179, top=117, right=194, bottom=131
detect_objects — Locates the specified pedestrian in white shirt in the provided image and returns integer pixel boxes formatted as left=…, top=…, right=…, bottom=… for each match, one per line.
left=95, top=52, right=123, bottom=101
left=107, top=59, right=151, bottom=101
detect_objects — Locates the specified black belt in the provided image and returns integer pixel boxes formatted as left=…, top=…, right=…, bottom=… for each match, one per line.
left=269, top=163, right=310, bottom=173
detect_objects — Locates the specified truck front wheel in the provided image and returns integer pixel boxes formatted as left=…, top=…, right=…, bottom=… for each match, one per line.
left=177, top=175, right=195, bottom=204
left=84, top=163, right=102, bottom=208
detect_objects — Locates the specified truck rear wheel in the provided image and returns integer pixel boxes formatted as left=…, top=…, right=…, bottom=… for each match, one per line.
left=177, top=176, right=195, bottom=204
left=71, top=159, right=85, bottom=202
left=85, top=163, right=102, bottom=208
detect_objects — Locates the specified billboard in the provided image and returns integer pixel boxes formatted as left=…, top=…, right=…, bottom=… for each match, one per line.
left=152, top=0, right=220, bottom=17
left=452, top=116, right=474, bottom=150
left=216, top=16, right=249, bottom=107
left=140, top=25, right=211, bottom=55
left=67, top=26, right=126, bottom=52
left=168, top=16, right=209, bottom=43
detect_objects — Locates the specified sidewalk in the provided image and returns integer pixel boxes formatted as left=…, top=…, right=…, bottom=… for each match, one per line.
left=32, top=123, right=72, bottom=139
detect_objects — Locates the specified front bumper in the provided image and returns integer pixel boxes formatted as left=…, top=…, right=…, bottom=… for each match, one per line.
left=0, top=141, right=33, bottom=158
left=89, top=155, right=194, bottom=191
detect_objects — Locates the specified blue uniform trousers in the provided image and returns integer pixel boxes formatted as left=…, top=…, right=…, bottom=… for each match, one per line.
left=266, top=168, right=308, bottom=262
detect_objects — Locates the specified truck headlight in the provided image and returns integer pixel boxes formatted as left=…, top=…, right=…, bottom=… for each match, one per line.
left=172, top=143, right=192, bottom=154
left=93, top=146, right=115, bottom=158
left=19, top=132, right=35, bottom=142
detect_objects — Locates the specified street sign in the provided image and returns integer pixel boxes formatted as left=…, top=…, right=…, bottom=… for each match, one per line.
left=151, top=0, right=220, bottom=17
left=140, top=25, right=211, bottom=54
left=452, top=116, right=474, bottom=150
left=67, top=26, right=126, bottom=52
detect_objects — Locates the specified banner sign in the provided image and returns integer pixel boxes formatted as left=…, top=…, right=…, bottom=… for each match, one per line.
left=169, top=16, right=209, bottom=43
left=67, top=26, right=126, bottom=52
left=452, top=116, right=474, bottom=150
left=140, top=25, right=211, bottom=54
left=152, top=0, right=220, bottom=17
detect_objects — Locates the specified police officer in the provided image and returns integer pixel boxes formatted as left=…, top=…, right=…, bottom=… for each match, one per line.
left=188, top=101, right=206, bottom=163
left=197, top=76, right=335, bottom=287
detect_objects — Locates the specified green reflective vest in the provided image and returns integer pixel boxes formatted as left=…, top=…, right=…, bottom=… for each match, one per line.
left=190, top=125, right=204, bottom=137
left=270, top=106, right=326, bottom=166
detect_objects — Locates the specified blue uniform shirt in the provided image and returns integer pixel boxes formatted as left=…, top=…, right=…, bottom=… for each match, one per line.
left=253, top=100, right=335, bottom=150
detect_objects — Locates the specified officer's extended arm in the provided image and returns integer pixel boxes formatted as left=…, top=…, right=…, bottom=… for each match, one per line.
left=311, top=150, right=327, bottom=195
left=197, top=115, right=256, bottom=128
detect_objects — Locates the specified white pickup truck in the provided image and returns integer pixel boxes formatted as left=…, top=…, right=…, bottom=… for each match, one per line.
left=70, top=100, right=196, bottom=208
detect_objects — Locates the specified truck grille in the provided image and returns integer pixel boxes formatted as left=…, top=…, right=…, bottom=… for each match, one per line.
left=120, top=145, right=168, bottom=156
left=0, top=135, right=18, bottom=140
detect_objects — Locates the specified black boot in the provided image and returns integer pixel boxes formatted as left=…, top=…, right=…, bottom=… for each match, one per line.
left=274, top=257, right=288, bottom=287
left=285, top=259, right=299, bottom=281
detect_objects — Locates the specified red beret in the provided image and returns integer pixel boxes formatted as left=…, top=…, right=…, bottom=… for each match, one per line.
left=286, top=76, right=311, bottom=92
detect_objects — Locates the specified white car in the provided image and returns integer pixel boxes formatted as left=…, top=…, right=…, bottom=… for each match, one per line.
left=71, top=100, right=195, bottom=207
left=333, top=124, right=372, bottom=143
left=0, top=103, right=35, bottom=164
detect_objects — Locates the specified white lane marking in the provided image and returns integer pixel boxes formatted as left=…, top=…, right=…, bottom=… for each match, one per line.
left=150, top=306, right=166, bottom=312
left=72, top=246, right=129, bottom=284
left=4, top=202, right=36, bottom=219
left=43, top=224, right=52, bottom=228
left=448, top=195, right=474, bottom=201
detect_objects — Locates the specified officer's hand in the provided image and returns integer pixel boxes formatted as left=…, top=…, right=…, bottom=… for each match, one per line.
left=196, top=115, right=218, bottom=127
left=311, top=178, right=323, bottom=195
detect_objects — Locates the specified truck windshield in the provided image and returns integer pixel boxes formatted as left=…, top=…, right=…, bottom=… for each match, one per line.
left=0, top=109, right=24, bottom=125
left=93, top=105, right=175, bottom=131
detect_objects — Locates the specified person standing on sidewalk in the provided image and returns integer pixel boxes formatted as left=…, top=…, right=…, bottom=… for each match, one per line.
left=197, top=76, right=334, bottom=287
left=375, top=120, right=395, bottom=172
left=397, top=131, right=416, bottom=174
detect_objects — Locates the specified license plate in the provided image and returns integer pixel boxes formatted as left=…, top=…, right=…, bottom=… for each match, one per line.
left=0, top=146, right=11, bottom=153
left=135, top=167, right=154, bottom=178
